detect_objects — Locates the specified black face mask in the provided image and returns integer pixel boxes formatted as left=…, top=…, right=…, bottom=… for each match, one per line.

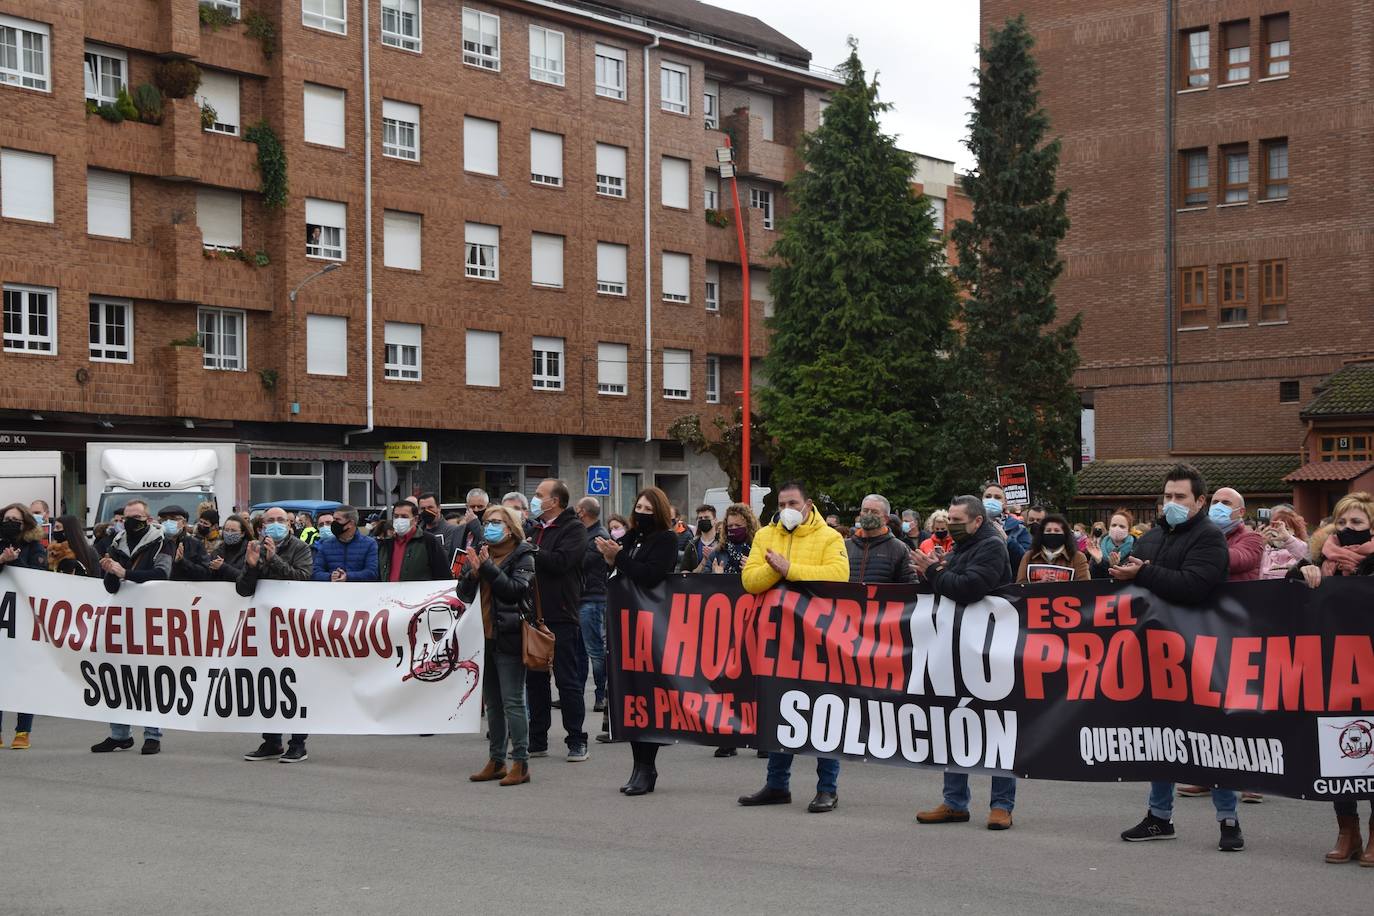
left=697, top=518, right=714, bottom=535
left=1336, top=527, right=1373, bottom=547
left=635, top=512, right=659, bottom=532
left=124, top=518, right=148, bottom=539
left=1041, top=533, right=1068, bottom=551
left=53, top=529, right=68, bottom=544
left=0, top=520, right=21, bottom=542
left=421, top=509, right=438, bottom=527
left=330, top=520, right=348, bottom=538
left=1028, top=522, right=1044, bottom=536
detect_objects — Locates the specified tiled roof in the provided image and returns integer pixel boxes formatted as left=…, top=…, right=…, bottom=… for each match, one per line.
left=1302, top=363, right=1374, bottom=418
left=576, top=0, right=811, bottom=63
left=1076, top=454, right=1302, bottom=498
left=1284, top=460, right=1374, bottom=483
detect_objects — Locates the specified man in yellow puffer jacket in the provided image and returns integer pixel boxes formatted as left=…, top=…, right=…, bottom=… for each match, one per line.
left=738, top=480, right=850, bottom=814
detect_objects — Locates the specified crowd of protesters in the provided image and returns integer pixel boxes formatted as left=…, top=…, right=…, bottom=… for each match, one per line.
left=1, top=465, right=1372, bottom=868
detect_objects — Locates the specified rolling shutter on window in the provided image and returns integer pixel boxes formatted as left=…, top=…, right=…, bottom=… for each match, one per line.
left=663, top=349, right=690, bottom=394
left=598, top=342, right=627, bottom=389
left=303, top=84, right=345, bottom=147
left=531, top=233, right=564, bottom=287
left=306, top=314, right=348, bottom=376
left=530, top=130, right=563, bottom=182
left=745, top=91, right=775, bottom=141
left=305, top=198, right=346, bottom=231
left=197, top=188, right=242, bottom=248
left=383, top=210, right=422, bottom=270
left=1, top=149, right=54, bottom=222
left=596, top=143, right=626, bottom=180
left=87, top=169, right=130, bottom=238
left=661, top=156, right=690, bottom=208
left=464, top=117, right=499, bottom=174
left=198, top=70, right=240, bottom=127
left=466, top=330, right=501, bottom=387
left=662, top=252, right=691, bottom=299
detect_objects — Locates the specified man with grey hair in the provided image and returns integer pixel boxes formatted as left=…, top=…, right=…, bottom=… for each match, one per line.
left=847, top=494, right=916, bottom=584
left=502, top=491, right=534, bottom=537
left=912, top=494, right=1017, bottom=830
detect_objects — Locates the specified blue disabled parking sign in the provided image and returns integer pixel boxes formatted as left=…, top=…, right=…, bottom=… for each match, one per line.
left=586, top=465, right=612, bottom=496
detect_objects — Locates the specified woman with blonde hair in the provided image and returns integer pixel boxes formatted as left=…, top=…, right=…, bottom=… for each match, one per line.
left=1290, top=491, right=1374, bottom=865
left=463, top=504, right=537, bottom=787
left=919, top=510, right=954, bottom=556
left=701, top=503, right=759, bottom=575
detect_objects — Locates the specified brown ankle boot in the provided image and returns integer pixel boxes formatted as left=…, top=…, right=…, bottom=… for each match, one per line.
left=500, top=761, right=530, bottom=786
left=469, top=759, right=507, bottom=782
left=1362, top=816, right=1374, bottom=866
left=1325, top=815, right=1362, bottom=863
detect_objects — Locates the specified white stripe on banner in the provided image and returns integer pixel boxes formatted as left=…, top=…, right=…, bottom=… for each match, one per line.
left=0, top=567, right=483, bottom=734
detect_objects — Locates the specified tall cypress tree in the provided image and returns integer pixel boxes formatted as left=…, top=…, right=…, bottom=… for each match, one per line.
left=760, top=43, right=956, bottom=511
left=941, top=15, right=1081, bottom=506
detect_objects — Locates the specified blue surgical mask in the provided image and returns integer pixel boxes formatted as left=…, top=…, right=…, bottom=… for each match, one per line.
left=1162, top=502, right=1191, bottom=527
left=900, top=521, right=912, bottom=534
left=983, top=499, right=1003, bottom=518
left=318, top=525, right=335, bottom=541
left=264, top=522, right=289, bottom=542
left=528, top=496, right=544, bottom=518
left=483, top=522, right=507, bottom=543
left=162, top=520, right=181, bottom=537
left=1208, top=502, right=1238, bottom=532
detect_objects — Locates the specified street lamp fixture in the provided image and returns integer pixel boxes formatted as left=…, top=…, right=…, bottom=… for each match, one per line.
left=289, top=262, right=341, bottom=304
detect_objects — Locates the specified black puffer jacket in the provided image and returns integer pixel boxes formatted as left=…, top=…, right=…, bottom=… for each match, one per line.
left=845, top=531, right=916, bottom=584
left=532, top=508, right=589, bottom=624
left=210, top=537, right=249, bottom=582
left=1132, top=509, right=1229, bottom=605
left=611, top=527, right=679, bottom=588
left=926, top=520, right=1012, bottom=603
left=458, top=540, right=537, bottom=655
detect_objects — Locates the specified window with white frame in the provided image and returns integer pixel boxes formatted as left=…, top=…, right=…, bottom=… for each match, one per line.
left=597, top=242, right=627, bottom=295
left=1, top=148, right=53, bottom=223
left=662, top=348, right=690, bottom=399
left=201, top=1, right=241, bottom=15
left=660, top=61, right=689, bottom=113
left=466, top=329, right=500, bottom=386
left=89, top=296, right=132, bottom=363
left=464, top=116, right=498, bottom=174
left=530, top=130, right=563, bottom=187
left=303, top=83, right=345, bottom=148
left=196, top=70, right=240, bottom=135
left=704, top=79, right=719, bottom=128
left=384, top=321, right=421, bottom=380
left=529, top=25, right=564, bottom=85
left=704, top=262, right=720, bottom=312
left=87, top=169, right=131, bottom=239
left=595, top=44, right=626, bottom=99
left=462, top=8, right=500, bottom=70
left=196, top=187, right=242, bottom=250
left=346, top=459, right=376, bottom=506
left=250, top=460, right=323, bottom=502
left=531, top=233, right=564, bottom=288
left=83, top=44, right=126, bottom=104
left=596, top=143, right=626, bottom=197
left=661, top=156, right=690, bottom=209
left=598, top=342, right=627, bottom=395
left=704, top=169, right=720, bottom=210
left=929, top=196, right=946, bottom=231
left=756, top=269, right=774, bottom=317
left=3, top=284, right=56, bottom=354
left=382, top=99, right=420, bottom=160
left=531, top=336, right=564, bottom=390
left=465, top=222, right=499, bottom=279
left=303, top=0, right=346, bottom=35
left=381, top=0, right=421, bottom=52
left=746, top=91, right=775, bottom=141
left=0, top=14, right=50, bottom=92
left=662, top=252, right=690, bottom=302
left=383, top=210, right=422, bottom=270
left=705, top=355, right=720, bottom=403
left=305, top=198, right=346, bottom=260
left=198, top=307, right=245, bottom=370
left=750, top=186, right=774, bottom=229
left=305, top=314, right=347, bottom=376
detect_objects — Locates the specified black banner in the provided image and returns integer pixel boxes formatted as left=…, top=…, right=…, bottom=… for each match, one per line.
left=606, top=575, right=1374, bottom=801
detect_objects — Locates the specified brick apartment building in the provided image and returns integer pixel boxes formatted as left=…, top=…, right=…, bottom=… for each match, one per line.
left=0, top=0, right=852, bottom=517
left=982, top=1, right=1371, bottom=518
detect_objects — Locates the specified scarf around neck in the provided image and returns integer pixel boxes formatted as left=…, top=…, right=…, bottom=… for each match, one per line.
left=1321, top=534, right=1374, bottom=576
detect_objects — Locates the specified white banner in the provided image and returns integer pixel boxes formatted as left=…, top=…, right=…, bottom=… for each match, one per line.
left=0, top=567, right=484, bottom=734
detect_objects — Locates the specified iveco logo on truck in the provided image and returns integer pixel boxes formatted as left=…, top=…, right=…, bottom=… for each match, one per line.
left=143, top=481, right=173, bottom=488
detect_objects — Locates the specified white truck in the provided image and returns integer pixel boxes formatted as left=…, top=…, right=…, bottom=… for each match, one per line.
left=86, top=442, right=237, bottom=527
left=0, top=451, right=62, bottom=515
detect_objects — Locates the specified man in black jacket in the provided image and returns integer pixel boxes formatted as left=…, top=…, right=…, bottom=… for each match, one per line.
left=848, top=494, right=917, bottom=584
left=528, top=479, right=590, bottom=761
left=912, top=495, right=1016, bottom=829
left=575, top=497, right=611, bottom=723
left=93, top=499, right=172, bottom=755
left=1112, top=464, right=1242, bottom=852
left=158, top=505, right=211, bottom=581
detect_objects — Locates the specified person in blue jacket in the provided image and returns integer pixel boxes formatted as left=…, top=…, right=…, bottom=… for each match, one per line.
left=311, top=505, right=378, bottom=582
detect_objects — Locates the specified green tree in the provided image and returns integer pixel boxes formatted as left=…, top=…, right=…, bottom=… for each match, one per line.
left=759, top=43, right=957, bottom=511
left=941, top=15, right=1081, bottom=507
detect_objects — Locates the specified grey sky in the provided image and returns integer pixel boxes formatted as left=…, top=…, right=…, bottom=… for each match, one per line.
left=727, top=0, right=981, bottom=171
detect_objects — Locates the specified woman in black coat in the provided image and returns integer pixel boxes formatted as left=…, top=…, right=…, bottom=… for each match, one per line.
left=594, top=486, right=681, bottom=796
left=208, top=514, right=255, bottom=582
left=1, top=502, right=48, bottom=749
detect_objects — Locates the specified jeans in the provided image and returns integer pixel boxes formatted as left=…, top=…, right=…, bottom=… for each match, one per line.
left=526, top=619, right=588, bottom=749
left=111, top=724, right=162, bottom=740
left=580, top=599, right=607, bottom=704
left=485, top=645, right=529, bottom=763
left=263, top=733, right=308, bottom=748
left=2, top=712, right=34, bottom=732
left=766, top=753, right=839, bottom=794
left=944, top=772, right=1017, bottom=813
left=1149, top=781, right=1237, bottom=822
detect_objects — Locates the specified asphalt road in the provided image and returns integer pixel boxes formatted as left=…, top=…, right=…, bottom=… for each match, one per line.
left=2, top=711, right=1368, bottom=915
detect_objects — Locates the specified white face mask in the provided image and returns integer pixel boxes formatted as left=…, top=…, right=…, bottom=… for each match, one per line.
left=393, top=517, right=413, bottom=536
left=779, top=508, right=804, bottom=531
left=1109, top=524, right=1129, bottom=543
